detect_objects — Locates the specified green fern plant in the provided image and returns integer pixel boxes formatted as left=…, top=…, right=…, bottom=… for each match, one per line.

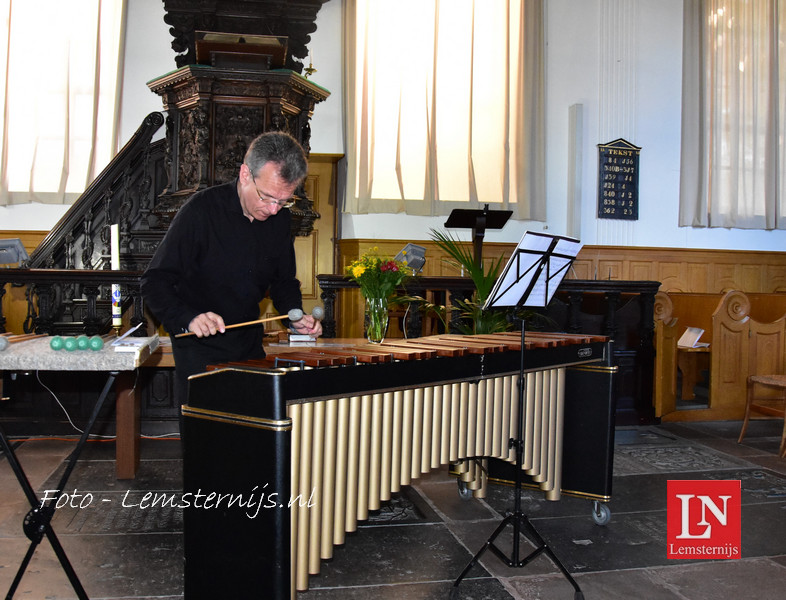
left=428, top=228, right=510, bottom=334
left=429, top=228, right=506, bottom=306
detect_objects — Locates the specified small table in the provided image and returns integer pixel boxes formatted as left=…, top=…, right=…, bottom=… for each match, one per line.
left=0, top=335, right=158, bottom=600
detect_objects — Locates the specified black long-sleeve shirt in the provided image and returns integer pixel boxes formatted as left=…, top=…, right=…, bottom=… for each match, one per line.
left=141, top=180, right=303, bottom=389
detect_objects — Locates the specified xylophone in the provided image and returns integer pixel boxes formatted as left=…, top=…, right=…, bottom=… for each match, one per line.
left=181, top=332, right=614, bottom=600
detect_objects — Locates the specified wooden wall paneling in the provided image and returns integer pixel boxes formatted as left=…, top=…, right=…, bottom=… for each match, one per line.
left=712, top=263, right=739, bottom=292
left=0, top=230, right=48, bottom=254
left=629, top=261, right=654, bottom=281
left=656, top=262, right=686, bottom=291
left=687, top=262, right=712, bottom=292
left=597, top=260, right=623, bottom=280
left=570, top=260, right=593, bottom=279
left=293, top=234, right=318, bottom=298
left=331, top=243, right=786, bottom=295
left=764, top=265, right=786, bottom=291
left=739, top=264, right=763, bottom=292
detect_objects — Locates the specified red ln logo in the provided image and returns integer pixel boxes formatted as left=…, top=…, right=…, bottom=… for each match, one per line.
left=666, top=480, right=741, bottom=560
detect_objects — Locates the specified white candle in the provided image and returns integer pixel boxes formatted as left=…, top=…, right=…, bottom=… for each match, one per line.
left=110, top=224, right=120, bottom=270
left=111, top=224, right=122, bottom=327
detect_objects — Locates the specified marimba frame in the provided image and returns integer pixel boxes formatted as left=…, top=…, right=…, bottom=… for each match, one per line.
left=182, top=333, right=611, bottom=599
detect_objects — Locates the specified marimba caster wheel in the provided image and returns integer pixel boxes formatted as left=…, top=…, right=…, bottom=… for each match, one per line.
left=592, top=501, right=611, bottom=526
left=22, top=507, right=49, bottom=542
left=456, top=479, right=473, bottom=500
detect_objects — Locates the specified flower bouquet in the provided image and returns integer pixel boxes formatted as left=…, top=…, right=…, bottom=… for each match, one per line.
left=346, top=247, right=410, bottom=342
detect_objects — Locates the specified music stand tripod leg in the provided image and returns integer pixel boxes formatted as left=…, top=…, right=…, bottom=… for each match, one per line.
left=452, top=325, right=584, bottom=600
left=0, top=371, right=118, bottom=600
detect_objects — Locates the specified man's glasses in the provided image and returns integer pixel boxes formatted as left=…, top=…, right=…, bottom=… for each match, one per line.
left=251, top=175, right=296, bottom=209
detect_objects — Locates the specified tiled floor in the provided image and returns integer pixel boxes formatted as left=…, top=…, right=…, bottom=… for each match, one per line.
left=1, top=419, right=785, bottom=600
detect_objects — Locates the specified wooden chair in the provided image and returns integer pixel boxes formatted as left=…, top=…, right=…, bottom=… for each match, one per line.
left=738, top=375, right=786, bottom=458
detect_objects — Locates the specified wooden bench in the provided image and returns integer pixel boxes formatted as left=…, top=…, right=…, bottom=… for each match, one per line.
left=654, top=290, right=786, bottom=421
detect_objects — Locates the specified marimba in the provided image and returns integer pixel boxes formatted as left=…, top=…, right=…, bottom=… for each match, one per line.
left=182, top=332, right=614, bottom=600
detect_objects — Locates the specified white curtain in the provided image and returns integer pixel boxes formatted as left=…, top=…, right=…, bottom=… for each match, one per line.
left=679, top=0, right=786, bottom=229
left=343, top=0, right=545, bottom=219
left=0, top=0, right=125, bottom=206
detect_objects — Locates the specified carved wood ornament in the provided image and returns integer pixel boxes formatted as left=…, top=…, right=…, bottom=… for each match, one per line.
left=163, top=0, right=329, bottom=73
left=153, top=0, right=331, bottom=236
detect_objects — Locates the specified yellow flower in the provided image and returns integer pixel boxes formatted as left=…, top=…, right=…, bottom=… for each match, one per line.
left=346, top=246, right=414, bottom=300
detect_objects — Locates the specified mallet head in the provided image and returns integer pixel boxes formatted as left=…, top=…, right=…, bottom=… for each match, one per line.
left=287, top=308, right=305, bottom=322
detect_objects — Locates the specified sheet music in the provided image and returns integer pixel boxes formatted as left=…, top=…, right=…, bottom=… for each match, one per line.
left=484, top=231, right=581, bottom=309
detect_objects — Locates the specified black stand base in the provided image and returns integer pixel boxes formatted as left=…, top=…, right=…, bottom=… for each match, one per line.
left=452, top=509, right=584, bottom=599
left=0, top=371, right=118, bottom=600
left=452, top=322, right=583, bottom=599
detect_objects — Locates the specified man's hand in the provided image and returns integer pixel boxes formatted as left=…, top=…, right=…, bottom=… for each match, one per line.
left=188, top=312, right=226, bottom=337
left=291, top=314, right=322, bottom=338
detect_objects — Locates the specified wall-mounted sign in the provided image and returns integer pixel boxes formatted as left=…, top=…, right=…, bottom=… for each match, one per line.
left=597, top=138, right=640, bottom=220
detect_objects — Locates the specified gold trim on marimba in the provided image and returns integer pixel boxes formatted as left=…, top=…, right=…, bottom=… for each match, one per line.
left=180, top=406, right=291, bottom=431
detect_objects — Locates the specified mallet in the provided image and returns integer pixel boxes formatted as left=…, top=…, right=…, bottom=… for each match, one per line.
left=0, top=333, right=48, bottom=351
left=175, top=308, right=306, bottom=338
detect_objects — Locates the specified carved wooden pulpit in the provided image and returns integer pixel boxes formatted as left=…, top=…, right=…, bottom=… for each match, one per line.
left=147, top=65, right=329, bottom=238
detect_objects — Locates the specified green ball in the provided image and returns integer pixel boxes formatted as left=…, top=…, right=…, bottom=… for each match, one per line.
left=76, top=335, right=89, bottom=350
left=49, top=336, right=64, bottom=351
left=88, top=335, right=104, bottom=351
left=63, top=336, right=78, bottom=351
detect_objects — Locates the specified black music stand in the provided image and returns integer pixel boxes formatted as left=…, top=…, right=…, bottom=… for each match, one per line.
left=452, top=231, right=583, bottom=599
left=444, top=204, right=511, bottom=267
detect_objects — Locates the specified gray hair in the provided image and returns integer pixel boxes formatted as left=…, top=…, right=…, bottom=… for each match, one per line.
left=244, top=131, right=308, bottom=185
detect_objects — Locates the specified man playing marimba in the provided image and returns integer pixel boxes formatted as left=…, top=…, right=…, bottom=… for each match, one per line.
left=141, top=131, right=322, bottom=405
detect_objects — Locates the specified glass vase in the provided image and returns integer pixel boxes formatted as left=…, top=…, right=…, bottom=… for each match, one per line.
left=364, top=296, right=389, bottom=344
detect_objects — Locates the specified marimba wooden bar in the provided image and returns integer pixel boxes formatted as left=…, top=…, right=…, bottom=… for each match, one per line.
left=182, top=332, right=615, bottom=599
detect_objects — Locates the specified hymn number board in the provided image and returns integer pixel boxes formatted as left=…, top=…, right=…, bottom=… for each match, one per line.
left=597, top=138, right=640, bottom=220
